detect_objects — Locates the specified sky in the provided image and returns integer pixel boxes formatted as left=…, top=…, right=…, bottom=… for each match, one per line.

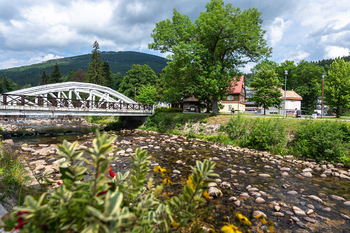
left=0, top=0, right=350, bottom=73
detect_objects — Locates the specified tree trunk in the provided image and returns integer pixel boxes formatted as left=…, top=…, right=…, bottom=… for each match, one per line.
left=212, top=95, right=219, bottom=115
left=336, top=107, right=341, bottom=118
left=264, top=108, right=266, bottom=115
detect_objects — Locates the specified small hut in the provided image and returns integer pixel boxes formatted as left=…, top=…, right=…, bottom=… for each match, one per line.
left=182, top=97, right=200, bottom=113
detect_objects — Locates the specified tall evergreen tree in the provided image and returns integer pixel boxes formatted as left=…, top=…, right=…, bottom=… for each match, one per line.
left=102, top=61, right=113, bottom=88
left=49, top=63, right=62, bottom=84
left=86, top=41, right=105, bottom=85
left=249, top=67, right=282, bottom=115
left=39, top=70, right=49, bottom=85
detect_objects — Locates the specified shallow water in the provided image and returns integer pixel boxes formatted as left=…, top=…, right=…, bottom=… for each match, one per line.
left=12, top=127, right=350, bottom=233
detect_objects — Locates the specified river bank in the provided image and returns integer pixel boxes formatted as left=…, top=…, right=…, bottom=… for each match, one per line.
left=1, top=128, right=349, bottom=232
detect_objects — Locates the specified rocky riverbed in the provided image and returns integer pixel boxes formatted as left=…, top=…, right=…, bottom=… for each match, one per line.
left=3, top=128, right=350, bottom=232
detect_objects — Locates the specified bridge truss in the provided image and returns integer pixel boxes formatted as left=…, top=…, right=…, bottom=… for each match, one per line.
left=0, top=82, right=153, bottom=116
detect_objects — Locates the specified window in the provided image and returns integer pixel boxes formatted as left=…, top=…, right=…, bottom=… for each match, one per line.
left=228, top=95, right=233, bottom=100
left=190, top=107, right=196, bottom=112
left=228, top=105, right=232, bottom=110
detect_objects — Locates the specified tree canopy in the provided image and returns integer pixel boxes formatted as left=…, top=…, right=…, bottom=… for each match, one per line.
left=149, top=0, right=271, bottom=114
left=39, top=70, right=49, bottom=85
left=324, top=58, right=350, bottom=118
left=249, top=67, right=282, bottom=115
left=118, top=64, right=158, bottom=100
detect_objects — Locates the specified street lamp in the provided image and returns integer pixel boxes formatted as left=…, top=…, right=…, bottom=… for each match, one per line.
left=284, top=70, right=288, bottom=118
left=321, top=73, right=325, bottom=119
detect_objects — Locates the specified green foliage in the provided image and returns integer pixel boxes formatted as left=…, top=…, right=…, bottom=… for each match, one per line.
left=102, top=61, right=113, bottom=89
left=39, top=70, right=49, bottom=85
left=324, top=58, right=350, bottom=118
left=249, top=67, right=282, bottom=115
left=111, top=72, right=123, bottom=91
left=0, top=75, right=20, bottom=93
left=290, top=120, right=350, bottom=163
left=136, top=84, right=157, bottom=105
left=154, top=107, right=182, bottom=113
left=149, top=0, right=271, bottom=114
left=86, top=41, right=105, bottom=85
left=118, top=64, right=158, bottom=100
left=2, top=131, right=217, bottom=232
left=49, top=63, right=62, bottom=84
left=70, top=69, right=86, bottom=82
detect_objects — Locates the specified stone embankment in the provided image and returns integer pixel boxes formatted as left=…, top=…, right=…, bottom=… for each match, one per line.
left=2, top=128, right=350, bottom=231
left=0, top=117, right=98, bottom=132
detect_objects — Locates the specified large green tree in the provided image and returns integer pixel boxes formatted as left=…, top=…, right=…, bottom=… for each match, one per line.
left=39, top=70, right=49, bottom=85
left=136, top=84, right=157, bottom=105
left=86, top=41, right=105, bottom=85
left=149, top=0, right=271, bottom=114
left=324, top=58, right=350, bottom=118
left=118, top=64, right=158, bottom=100
left=249, top=67, right=282, bottom=115
left=49, top=63, right=62, bottom=84
left=70, top=69, right=86, bottom=82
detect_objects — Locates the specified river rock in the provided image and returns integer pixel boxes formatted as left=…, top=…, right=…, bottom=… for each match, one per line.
left=293, top=206, right=306, bottom=216
left=341, top=213, right=350, bottom=220
left=306, top=209, right=314, bottom=215
left=272, top=212, right=284, bottom=217
left=255, top=197, right=265, bottom=204
left=303, top=217, right=316, bottom=223
left=239, top=170, right=246, bottom=175
left=301, top=172, right=312, bottom=178
left=343, top=201, right=350, bottom=206
left=240, top=192, right=250, bottom=197
left=220, top=182, right=231, bottom=189
left=52, top=158, right=66, bottom=166
left=308, top=195, right=324, bottom=203
left=281, top=172, right=289, bottom=177
left=230, top=170, right=237, bottom=174
left=253, top=210, right=266, bottom=218
left=280, top=167, right=291, bottom=171
left=330, top=195, right=345, bottom=201
left=258, top=174, right=271, bottom=178
left=234, top=200, right=241, bottom=207
left=322, top=207, right=331, bottom=212
left=29, top=160, right=47, bottom=166
left=228, top=196, right=237, bottom=201
left=22, top=146, right=36, bottom=152
left=274, top=205, right=281, bottom=211
left=173, top=170, right=181, bottom=174
left=302, top=168, right=313, bottom=172
left=287, top=190, right=298, bottom=195
left=208, top=187, right=223, bottom=197
left=126, top=148, right=133, bottom=153
left=207, top=182, right=217, bottom=187
left=291, top=216, right=300, bottom=222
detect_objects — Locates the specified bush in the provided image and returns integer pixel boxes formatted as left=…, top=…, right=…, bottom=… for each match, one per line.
left=154, top=107, right=182, bottom=113
left=2, top=131, right=218, bottom=232
left=290, top=120, right=350, bottom=163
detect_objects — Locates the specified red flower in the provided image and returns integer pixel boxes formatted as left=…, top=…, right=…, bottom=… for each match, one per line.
left=14, top=211, right=30, bottom=230
left=109, top=167, right=116, bottom=178
left=57, top=181, right=62, bottom=185
left=97, top=190, right=108, bottom=197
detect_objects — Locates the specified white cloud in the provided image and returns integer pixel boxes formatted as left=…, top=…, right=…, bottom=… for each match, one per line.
left=323, top=46, right=350, bottom=59
left=267, top=17, right=292, bottom=47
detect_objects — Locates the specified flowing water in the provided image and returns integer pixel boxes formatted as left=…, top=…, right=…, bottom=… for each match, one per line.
left=10, top=125, right=350, bottom=233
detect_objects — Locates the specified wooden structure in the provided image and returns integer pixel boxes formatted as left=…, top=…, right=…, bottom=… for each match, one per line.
left=182, top=97, right=200, bottom=113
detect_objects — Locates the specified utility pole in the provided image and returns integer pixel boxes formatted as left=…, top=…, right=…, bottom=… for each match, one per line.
left=321, top=73, right=325, bottom=119
left=284, top=70, right=288, bottom=118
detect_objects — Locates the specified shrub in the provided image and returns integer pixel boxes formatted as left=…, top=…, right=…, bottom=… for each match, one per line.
left=290, top=120, right=349, bottom=163
left=2, top=131, right=218, bottom=232
left=154, top=107, right=182, bottom=113
left=224, top=114, right=249, bottom=140
left=242, top=117, right=287, bottom=154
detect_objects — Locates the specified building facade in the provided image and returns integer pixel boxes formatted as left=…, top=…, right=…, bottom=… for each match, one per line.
left=221, top=75, right=246, bottom=113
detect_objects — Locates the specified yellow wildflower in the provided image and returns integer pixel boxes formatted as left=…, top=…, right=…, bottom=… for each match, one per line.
left=268, top=220, right=274, bottom=233
left=170, top=221, right=179, bottom=228
left=221, top=223, right=242, bottom=233
left=187, top=175, right=195, bottom=190
left=256, top=214, right=267, bottom=225
left=235, top=213, right=251, bottom=227
left=163, top=177, right=173, bottom=185
left=160, top=167, right=166, bottom=175
left=153, top=165, right=161, bottom=173
left=203, top=191, right=210, bottom=199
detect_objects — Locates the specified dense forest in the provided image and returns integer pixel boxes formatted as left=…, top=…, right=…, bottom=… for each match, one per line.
left=0, top=51, right=168, bottom=86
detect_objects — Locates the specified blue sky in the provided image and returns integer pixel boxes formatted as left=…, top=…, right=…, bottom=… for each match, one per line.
left=0, top=0, right=349, bottom=73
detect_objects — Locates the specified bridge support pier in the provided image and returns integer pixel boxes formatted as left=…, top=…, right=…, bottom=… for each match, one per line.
left=119, top=116, right=148, bottom=129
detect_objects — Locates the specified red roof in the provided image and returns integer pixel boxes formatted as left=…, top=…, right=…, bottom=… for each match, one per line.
left=226, top=76, right=244, bottom=94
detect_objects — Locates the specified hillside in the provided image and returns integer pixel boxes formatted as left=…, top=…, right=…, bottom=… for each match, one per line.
left=0, top=51, right=168, bottom=86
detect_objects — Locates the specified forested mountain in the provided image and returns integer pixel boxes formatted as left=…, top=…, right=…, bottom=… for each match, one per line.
left=0, top=51, right=168, bottom=86
left=312, top=55, right=350, bottom=72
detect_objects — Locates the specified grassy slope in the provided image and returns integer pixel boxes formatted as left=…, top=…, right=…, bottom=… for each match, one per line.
left=0, top=51, right=168, bottom=86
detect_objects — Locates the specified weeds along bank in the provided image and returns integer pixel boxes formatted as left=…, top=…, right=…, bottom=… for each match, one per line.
left=141, top=113, right=350, bottom=166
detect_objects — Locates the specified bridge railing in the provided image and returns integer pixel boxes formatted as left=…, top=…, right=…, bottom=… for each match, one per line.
left=0, top=94, right=153, bottom=112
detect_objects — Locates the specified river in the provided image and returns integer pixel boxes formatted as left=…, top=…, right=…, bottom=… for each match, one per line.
left=7, top=124, right=350, bottom=233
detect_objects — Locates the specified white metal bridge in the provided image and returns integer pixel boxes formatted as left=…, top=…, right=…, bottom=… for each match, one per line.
left=0, top=82, right=153, bottom=116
